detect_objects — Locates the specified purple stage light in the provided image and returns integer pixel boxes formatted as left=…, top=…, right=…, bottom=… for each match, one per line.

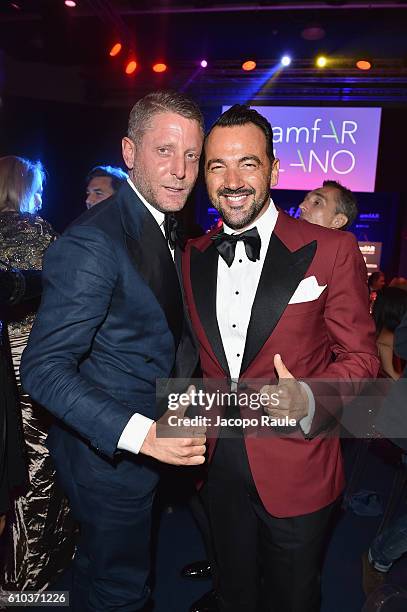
left=200, top=60, right=208, bottom=68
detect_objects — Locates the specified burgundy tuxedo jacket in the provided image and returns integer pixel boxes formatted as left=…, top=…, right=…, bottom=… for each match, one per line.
left=182, top=210, right=379, bottom=517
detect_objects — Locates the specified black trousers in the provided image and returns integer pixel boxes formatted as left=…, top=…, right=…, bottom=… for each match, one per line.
left=207, top=433, right=337, bottom=612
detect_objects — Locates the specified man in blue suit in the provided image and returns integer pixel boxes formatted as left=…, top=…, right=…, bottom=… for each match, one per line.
left=21, top=90, right=206, bottom=611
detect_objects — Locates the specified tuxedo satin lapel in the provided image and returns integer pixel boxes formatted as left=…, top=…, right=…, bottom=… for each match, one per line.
left=240, top=234, right=317, bottom=375
left=121, top=191, right=183, bottom=347
left=190, top=244, right=230, bottom=378
left=172, top=246, right=199, bottom=378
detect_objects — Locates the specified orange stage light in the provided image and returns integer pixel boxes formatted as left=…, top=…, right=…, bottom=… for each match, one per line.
left=125, top=61, right=137, bottom=75
left=153, top=63, right=167, bottom=73
left=109, top=43, right=122, bottom=57
left=242, top=60, right=256, bottom=71
left=356, top=60, right=372, bottom=70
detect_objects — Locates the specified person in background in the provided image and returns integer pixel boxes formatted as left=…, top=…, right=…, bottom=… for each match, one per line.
left=85, top=165, right=128, bottom=209
left=372, top=287, right=407, bottom=380
left=299, top=179, right=358, bottom=230
left=369, top=270, right=386, bottom=293
left=368, top=270, right=386, bottom=313
left=389, top=277, right=407, bottom=291
left=0, top=267, right=43, bottom=536
left=362, top=310, right=407, bottom=596
left=0, top=156, right=76, bottom=593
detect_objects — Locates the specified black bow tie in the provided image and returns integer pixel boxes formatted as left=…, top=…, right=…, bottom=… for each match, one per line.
left=164, top=214, right=186, bottom=250
left=211, top=227, right=261, bottom=267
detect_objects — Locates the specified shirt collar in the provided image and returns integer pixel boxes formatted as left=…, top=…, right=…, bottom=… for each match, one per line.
left=222, top=198, right=279, bottom=248
left=127, top=178, right=165, bottom=228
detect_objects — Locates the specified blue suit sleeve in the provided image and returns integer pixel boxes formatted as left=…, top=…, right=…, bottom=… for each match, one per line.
left=21, top=225, right=135, bottom=458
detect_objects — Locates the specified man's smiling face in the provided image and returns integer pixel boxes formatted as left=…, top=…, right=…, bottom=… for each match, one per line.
left=205, top=123, right=279, bottom=230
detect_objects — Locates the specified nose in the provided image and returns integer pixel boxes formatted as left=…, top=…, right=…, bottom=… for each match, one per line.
left=224, top=167, right=244, bottom=191
left=299, top=200, right=308, bottom=213
left=86, top=194, right=96, bottom=208
left=170, top=154, right=186, bottom=180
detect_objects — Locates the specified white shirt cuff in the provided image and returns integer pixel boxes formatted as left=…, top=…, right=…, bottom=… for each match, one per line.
left=299, top=382, right=315, bottom=435
left=117, top=413, right=154, bottom=454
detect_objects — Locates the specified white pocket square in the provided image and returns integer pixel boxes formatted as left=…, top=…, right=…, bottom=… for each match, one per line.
left=288, top=276, right=327, bottom=304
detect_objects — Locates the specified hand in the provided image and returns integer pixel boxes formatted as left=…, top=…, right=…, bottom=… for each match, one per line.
left=260, top=354, right=309, bottom=423
left=140, top=386, right=206, bottom=466
left=0, top=514, right=6, bottom=537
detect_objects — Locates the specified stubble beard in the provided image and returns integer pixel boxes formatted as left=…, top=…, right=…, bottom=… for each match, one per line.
left=131, top=167, right=192, bottom=213
left=213, top=190, right=270, bottom=230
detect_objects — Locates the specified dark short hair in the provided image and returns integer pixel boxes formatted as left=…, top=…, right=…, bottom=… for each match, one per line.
left=128, top=90, right=204, bottom=144
left=207, top=104, right=275, bottom=162
left=372, top=287, right=407, bottom=333
left=322, top=180, right=358, bottom=230
left=86, top=165, right=128, bottom=193
left=368, top=270, right=385, bottom=290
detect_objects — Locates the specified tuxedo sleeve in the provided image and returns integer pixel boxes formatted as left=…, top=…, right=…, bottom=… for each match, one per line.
left=20, top=225, right=138, bottom=459
left=304, top=231, right=380, bottom=438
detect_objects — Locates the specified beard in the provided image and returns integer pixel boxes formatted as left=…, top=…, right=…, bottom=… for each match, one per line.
left=131, top=166, right=193, bottom=213
left=211, top=186, right=270, bottom=230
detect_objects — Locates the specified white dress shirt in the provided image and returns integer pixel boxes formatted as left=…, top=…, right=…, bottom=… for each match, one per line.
left=216, top=199, right=314, bottom=433
left=117, top=179, right=170, bottom=454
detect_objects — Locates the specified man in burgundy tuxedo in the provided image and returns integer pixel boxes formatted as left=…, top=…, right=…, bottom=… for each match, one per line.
left=181, top=105, right=379, bottom=612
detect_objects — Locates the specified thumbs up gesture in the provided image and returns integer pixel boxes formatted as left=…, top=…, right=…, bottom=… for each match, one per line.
left=260, top=354, right=309, bottom=424
left=140, top=385, right=207, bottom=466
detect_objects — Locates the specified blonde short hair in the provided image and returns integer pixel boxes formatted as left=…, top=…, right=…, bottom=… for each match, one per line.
left=0, top=156, right=45, bottom=213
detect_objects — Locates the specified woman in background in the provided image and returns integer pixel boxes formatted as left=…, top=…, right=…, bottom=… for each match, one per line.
left=372, top=286, right=407, bottom=380
left=0, top=156, right=75, bottom=592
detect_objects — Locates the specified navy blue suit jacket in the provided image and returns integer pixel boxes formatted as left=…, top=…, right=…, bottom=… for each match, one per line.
left=21, top=182, right=197, bottom=494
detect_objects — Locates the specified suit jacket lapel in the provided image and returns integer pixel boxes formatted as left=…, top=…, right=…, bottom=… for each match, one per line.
left=119, top=183, right=183, bottom=346
left=190, top=241, right=230, bottom=378
left=240, top=232, right=317, bottom=375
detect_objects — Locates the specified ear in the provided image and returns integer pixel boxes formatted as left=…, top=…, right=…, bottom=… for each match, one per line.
left=332, top=213, right=348, bottom=229
left=122, top=137, right=135, bottom=171
left=270, top=158, right=280, bottom=188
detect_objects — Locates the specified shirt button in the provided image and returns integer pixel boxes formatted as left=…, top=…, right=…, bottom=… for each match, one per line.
left=239, top=259, right=243, bottom=263
left=237, top=353, right=240, bottom=357
left=235, top=291, right=239, bottom=295
left=232, top=324, right=236, bottom=328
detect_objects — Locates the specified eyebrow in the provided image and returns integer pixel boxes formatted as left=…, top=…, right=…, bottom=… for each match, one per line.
left=206, top=155, right=262, bottom=169
left=310, top=190, right=327, bottom=201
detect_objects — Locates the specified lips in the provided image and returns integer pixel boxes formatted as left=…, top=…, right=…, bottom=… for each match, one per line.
left=219, top=192, right=254, bottom=207
left=164, top=186, right=185, bottom=192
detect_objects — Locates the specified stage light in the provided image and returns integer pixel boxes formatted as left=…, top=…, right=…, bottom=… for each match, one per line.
left=281, top=55, right=291, bottom=67
left=109, top=43, right=122, bottom=57
left=242, top=60, right=256, bottom=71
left=153, top=63, right=167, bottom=73
left=356, top=59, right=372, bottom=70
left=65, top=0, right=76, bottom=7
left=125, top=60, right=137, bottom=75
left=200, top=60, right=208, bottom=68
left=316, top=56, right=327, bottom=68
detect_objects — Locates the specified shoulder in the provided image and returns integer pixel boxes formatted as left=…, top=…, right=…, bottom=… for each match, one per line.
left=287, top=212, right=357, bottom=248
left=68, top=196, right=119, bottom=232
left=185, top=225, right=219, bottom=254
